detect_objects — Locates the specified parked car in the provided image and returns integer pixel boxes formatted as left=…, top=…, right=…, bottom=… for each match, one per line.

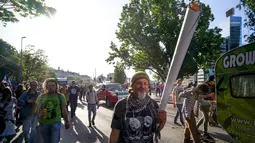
left=97, top=83, right=129, bottom=108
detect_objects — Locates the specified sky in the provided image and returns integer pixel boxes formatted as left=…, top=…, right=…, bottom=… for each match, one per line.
left=0, top=0, right=246, bottom=79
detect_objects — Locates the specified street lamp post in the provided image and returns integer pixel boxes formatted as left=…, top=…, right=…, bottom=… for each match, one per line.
left=20, top=36, right=26, bottom=83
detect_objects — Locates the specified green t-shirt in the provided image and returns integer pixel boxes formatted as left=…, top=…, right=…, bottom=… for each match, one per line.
left=36, top=94, right=67, bottom=124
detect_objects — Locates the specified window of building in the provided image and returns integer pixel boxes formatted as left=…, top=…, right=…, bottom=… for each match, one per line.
left=230, top=74, right=255, bottom=98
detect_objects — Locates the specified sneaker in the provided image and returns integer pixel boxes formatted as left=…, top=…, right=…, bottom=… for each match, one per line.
left=89, top=123, right=92, bottom=128
left=174, top=121, right=181, bottom=126
left=92, top=120, right=95, bottom=126
left=203, top=133, right=215, bottom=142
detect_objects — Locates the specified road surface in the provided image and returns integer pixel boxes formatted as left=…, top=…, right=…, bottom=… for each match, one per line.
left=11, top=98, right=234, bottom=143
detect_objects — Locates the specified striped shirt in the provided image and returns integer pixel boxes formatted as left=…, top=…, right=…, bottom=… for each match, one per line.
left=178, top=89, right=199, bottom=119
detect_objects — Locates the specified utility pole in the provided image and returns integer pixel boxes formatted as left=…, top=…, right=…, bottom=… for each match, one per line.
left=20, top=36, right=26, bottom=83
left=95, top=68, right=96, bottom=80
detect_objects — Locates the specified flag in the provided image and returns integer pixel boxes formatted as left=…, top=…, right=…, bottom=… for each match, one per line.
left=7, top=79, right=12, bottom=89
left=1, top=75, right=12, bottom=88
left=2, top=75, right=7, bottom=83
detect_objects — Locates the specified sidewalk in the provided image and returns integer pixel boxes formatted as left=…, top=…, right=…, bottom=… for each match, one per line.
left=150, top=93, right=173, bottom=104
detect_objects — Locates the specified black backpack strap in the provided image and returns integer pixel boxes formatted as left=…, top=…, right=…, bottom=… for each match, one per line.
left=120, top=98, right=127, bottom=130
left=122, top=98, right=127, bottom=113
left=57, top=93, right=64, bottom=118
left=57, top=93, right=62, bottom=105
left=40, top=94, right=46, bottom=109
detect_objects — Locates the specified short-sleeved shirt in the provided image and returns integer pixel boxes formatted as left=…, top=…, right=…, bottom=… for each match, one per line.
left=68, top=86, right=80, bottom=101
left=60, top=88, right=69, bottom=102
left=178, top=89, right=197, bottom=119
left=111, top=99, right=158, bottom=143
left=36, top=94, right=66, bottom=124
left=173, top=85, right=184, bottom=104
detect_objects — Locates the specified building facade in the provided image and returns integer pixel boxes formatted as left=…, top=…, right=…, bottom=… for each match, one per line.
left=220, top=16, right=242, bottom=54
left=229, top=16, right=242, bottom=50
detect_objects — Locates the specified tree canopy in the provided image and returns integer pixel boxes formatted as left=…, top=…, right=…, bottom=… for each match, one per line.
left=0, top=0, right=56, bottom=26
left=114, top=63, right=126, bottom=84
left=0, top=39, right=19, bottom=79
left=237, top=0, right=255, bottom=43
left=22, top=45, right=48, bottom=82
left=106, top=0, right=223, bottom=81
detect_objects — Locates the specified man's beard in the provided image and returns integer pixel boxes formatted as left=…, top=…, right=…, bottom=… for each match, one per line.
left=137, top=91, right=147, bottom=100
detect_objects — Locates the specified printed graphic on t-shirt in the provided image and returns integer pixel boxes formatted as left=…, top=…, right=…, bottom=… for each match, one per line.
left=70, top=87, right=77, bottom=95
left=124, top=110, right=154, bottom=142
left=43, top=99, right=58, bottom=120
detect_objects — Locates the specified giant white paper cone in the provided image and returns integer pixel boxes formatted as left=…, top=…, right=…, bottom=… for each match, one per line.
left=159, top=6, right=201, bottom=110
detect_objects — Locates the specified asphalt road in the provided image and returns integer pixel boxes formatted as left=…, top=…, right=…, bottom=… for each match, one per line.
left=11, top=97, right=234, bottom=143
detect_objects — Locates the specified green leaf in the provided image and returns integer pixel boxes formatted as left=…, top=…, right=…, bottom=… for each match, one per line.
left=114, top=62, right=126, bottom=84
left=0, top=0, right=57, bottom=26
left=237, top=0, right=255, bottom=43
left=106, top=0, right=223, bottom=81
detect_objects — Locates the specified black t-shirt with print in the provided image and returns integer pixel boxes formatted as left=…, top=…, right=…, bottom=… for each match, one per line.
left=68, top=86, right=80, bottom=100
left=111, top=99, right=159, bottom=143
left=68, top=86, right=80, bottom=95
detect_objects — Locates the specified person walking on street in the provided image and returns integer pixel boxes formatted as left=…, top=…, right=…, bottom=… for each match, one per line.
left=14, top=84, right=25, bottom=129
left=155, top=83, right=160, bottom=97
left=109, top=71, right=166, bottom=143
left=177, top=83, right=210, bottom=143
left=17, top=81, right=40, bottom=143
left=0, top=87, right=17, bottom=143
left=60, top=84, right=69, bottom=112
left=82, top=85, right=87, bottom=101
left=68, top=81, right=80, bottom=118
left=172, top=79, right=185, bottom=126
left=86, top=85, right=99, bottom=127
left=159, top=82, right=164, bottom=97
left=195, top=78, right=216, bottom=142
left=79, top=85, right=83, bottom=102
left=36, top=78, right=69, bottom=143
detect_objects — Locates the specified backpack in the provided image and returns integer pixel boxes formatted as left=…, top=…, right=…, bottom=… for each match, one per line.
left=36, top=93, right=63, bottom=118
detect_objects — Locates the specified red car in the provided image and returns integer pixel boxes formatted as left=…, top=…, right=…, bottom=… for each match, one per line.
left=97, top=83, right=129, bottom=108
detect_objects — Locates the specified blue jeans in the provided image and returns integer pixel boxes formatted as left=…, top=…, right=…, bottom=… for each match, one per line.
left=88, top=104, right=97, bottom=123
left=22, top=115, right=38, bottom=143
left=174, top=104, right=184, bottom=125
left=39, top=122, right=61, bottom=143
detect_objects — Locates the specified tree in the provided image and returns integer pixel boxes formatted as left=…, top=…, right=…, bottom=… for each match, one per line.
left=22, top=45, right=48, bottom=82
left=106, top=0, right=223, bottom=81
left=114, top=63, right=126, bottom=84
left=0, top=39, right=19, bottom=63
left=0, top=39, right=19, bottom=79
left=0, top=0, right=56, bottom=26
left=237, top=0, right=255, bottom=43
left=67, top=76, right=75, bottom=81
left=152, top=74, right=161, bottom=81
left=46, top=68, right=57, bottom=78
left=97, top=74, right=106, bottom=82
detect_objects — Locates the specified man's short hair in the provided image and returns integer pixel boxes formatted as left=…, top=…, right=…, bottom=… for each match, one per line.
left=42, top=78, right=59, bottom=92
left=176, top=78, right=182, bottom=83
left=30, top=80, right=38, bottom=86
left=196, top=83, right=209, bottom=94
